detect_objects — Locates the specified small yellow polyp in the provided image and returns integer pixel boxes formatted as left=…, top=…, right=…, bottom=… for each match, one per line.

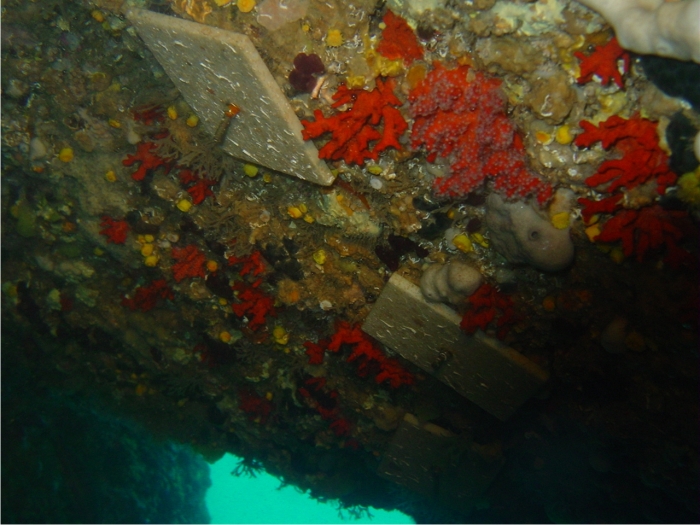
left=186, top=114, right=199, bottom=127
left=105, top=170, right=117, bottom=182
left=326, top=29, right=343, bottom=47
left=312, top=249, right=327, bottom=265
left=585, top=224, right=601, bottom=242
left=452, top=233, right=473, bottom=253
left=220, top=331, right=232, bottom=343
left=535, top=131, right=553, bottom=145
left=237, top=0, right=256, bottom=12
left=287, top=206, right=303, bottom=219
left=243, top=164, right=259, bottom=177
left=470, top=232, right=489, bottom=248
left=140, top=244, right=154, bottom=257
left=144, top=234, right=155, bottom=243
left=144, top=255, right=159, bottom=267
left=177, top=199, right=192, bottom=212
left=58, top=147, right=74, bottom=163
left=167, top=106, right=178, bottom=120
left=550, top=212, right=570, bottom=229
left=206, top=260, right=219, bottom=272
left=555, top=125, right=573, bottom=145
left=272, top=326, right=288, bottom=345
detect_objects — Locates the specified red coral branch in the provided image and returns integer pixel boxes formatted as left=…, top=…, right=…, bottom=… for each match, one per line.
left=297, top=376, right=354, bottom=438
left=303, top=321, right=414, bottom=388
left=329, top=418, right=352, bottom=437
left=178, top=168, right=216, bottom=205
left=122, top=141, right=170, bottom=181
left=595, top=205, right=693, bottom=267
left=121, top=279, right=174, bottom=312
left=228, top=250, right=266, bottom=277
left=171, top=245, right=207, bottom=282
left=575, top=115, right=677, bottom=194
left=99, top=216, right=129, bottom=244
left=460, top=283, right=515, bottom=340
left=301, top=78, right=408, bottom=166
left=186, top=178, right=216, bottom=205
left=303, top=341, right=327, bottom=365
left=578, top=194, right=624, bottom=223
left=575, top=37, right=630, bottom=89
left=131, top=104, right=165, bottom=126
left=377, top=10, right=424, bottom=65
left=409, top=63, right=552, bottom=204
left=231, top=280, right=275, bottom=331
left=238, top=388, right=273, bottom=424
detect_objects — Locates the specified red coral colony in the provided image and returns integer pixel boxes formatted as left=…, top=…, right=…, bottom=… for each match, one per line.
left=304, top=321, right=414, bottom=389
left=408, top=63, right=552, bottom=204
left=238, top=388, right=273, bottom=424
left=179, top=169, right=216, bottom=205
left=377, top=10, right=424, bottom=65
left=171, top=244, right=207, bottom=282
left=122, top=279, right=174, bottom=312
left=575, top=37, right=630, bottom=88
left=99, top=216, right=129, bottom=244
left=460, top=283, right=516, bottom=340
left=300, top=78, right=408, bottom=166
left=595, top=205, right=692, bottom=265
left=574, top=114, right=693, bottom=266
left=231, top=280, right=275, bottom=332
left=122, top=141, right=170, bottom=181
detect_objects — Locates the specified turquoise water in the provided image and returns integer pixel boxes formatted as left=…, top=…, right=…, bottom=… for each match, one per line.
left=207, top=453, right=415, bottom=524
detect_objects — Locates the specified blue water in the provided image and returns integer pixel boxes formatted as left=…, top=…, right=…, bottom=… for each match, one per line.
left=207, top=453, right=415, bottom=524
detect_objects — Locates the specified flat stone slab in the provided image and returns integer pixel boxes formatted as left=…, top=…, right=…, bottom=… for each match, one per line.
left=377, top=414, right=504, bottom=516
left=125, top=9, right=335, bottom=186
left=363, top=273, right=548, bottom=420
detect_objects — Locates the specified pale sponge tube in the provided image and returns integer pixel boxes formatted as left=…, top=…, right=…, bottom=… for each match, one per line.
left=420, top=260, right=483, bottom=305
left=484, top=194, right=575, bottom=272
left=576, top=0, right=700, bottom=63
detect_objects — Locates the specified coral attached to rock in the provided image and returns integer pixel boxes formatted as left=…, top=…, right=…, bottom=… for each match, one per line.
left=594, top=205, right=693, bottom=267
left=171, top=245, right=207, bottom=282
left=575, top=115, right=677, bottom=194
left=122, top=279, right=174, bottom=312
left=377, top=11, right=424, bottom=65
left=122, top=142, right=170, bottom=181
left=301, top=78, right=408, bottom=166
left=575, top=37, right=630, bottom=88
left=99, top=216, right=130, bottom=244
left=459, top=283, right=515, bottom=340
left=409, top=63, right=552, bottom=204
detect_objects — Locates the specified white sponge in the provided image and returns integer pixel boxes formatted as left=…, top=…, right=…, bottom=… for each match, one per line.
left=420, top=260, right=483, bottom=305
left=577, top=0, right=700, bottom=63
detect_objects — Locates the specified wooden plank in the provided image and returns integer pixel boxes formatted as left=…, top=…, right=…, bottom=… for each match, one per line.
left=125, top=9, right=335, bottom=186
left=363, top=273, right=548, bottom=420
left=378, top=414, right=504, bottom=515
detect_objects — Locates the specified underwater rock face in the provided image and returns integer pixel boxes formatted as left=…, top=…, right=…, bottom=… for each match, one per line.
left=484, top=193, right=574, bottom=272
